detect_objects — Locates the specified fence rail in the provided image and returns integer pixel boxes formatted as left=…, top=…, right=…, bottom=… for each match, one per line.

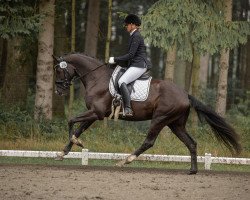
left=0, top=150, right=249, bottom=170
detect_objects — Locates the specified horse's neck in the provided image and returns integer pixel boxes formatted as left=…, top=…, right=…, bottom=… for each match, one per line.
left=80, top=65, right=111, bottom=91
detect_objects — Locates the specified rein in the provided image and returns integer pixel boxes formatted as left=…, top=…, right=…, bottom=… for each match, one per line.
left=73, top=62, right=108, bottom=82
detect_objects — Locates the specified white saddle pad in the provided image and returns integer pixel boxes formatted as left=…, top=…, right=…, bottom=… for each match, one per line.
left=109, top=66, right=152, bottom=101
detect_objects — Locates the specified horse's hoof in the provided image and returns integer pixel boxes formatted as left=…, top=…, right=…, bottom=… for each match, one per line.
left=188, top=170, right=197, bottom=175
left=70, top=135, right=84, bottom=148
left=116, top=160, right=126, bottom=167
left=55, top=152, right=64, bottom=161
left=77, top=140, right=84, bottom=148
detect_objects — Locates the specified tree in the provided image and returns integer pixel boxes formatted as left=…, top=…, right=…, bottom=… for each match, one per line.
left=84, top=0, right=100, bottom=57
left=0, top=39, right=7, bottom=88
left=245, top=36, right=250, bottom=109
left=53, top=0, right=70, bottom=118
left=164, top=43, right=176, bottom=82
left=105, top=0, right=112, bottom=63
left=34, top=0, right=55, bottom=120
left=78, top=0, right=100, bottom=99
left=0, top=1, right=41, bottom=107
left=215, top=0, right=232, bottom=116
left=68, top=0, right=76, bottom=119
left=142, top=0, right=250, bottom=103
left=199, top=54, right=209, bottom=89
left=1, top=38, right=31, bottom=108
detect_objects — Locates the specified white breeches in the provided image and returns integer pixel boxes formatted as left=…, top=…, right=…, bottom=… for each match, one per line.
left=118, top=66, right=147, bottom=87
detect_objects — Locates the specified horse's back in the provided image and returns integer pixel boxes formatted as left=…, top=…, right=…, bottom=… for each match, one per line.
left=149, top=79, right=190, bottom=113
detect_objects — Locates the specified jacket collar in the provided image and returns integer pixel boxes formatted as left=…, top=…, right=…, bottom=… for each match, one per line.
left=130, top=29, right=137, bottom=36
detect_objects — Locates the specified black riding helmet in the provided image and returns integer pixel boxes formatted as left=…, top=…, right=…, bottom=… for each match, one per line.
left=124, top=14, right=141, bottom=26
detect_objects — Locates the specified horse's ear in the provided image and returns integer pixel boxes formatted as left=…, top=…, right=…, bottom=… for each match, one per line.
left=52, top=54, right=59, bottom=63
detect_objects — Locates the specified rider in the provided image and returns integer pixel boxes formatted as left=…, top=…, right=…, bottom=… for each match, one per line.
left=108, top=14, right=152, bottom=117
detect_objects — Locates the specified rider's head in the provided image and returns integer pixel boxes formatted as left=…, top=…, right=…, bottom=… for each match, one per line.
left=124, top=14, right=141, bottom=33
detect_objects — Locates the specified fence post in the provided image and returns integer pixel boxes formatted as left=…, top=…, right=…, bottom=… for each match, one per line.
left=82, top=149, right=89, bottom=165
left=205, top=153, right=212, bottom=170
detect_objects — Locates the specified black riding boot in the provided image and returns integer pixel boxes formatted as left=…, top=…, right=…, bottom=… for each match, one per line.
left=119, top=83, right=133, bottom=117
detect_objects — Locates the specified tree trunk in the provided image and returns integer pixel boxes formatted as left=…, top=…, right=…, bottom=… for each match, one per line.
left=68, top=0, right=76, bottom=119
left=2, top=38, right=30, bottom=108
left=0, top=39, right=7, bottom=88
left=199, top=54, right=209, bottom=89
left=53, top=0, right=70, bottom=119
left=79, top=0, right=100, bottom=98
left=174, top=58, right=186, bottom=89
left=215, top=0, right=232, bottom=116
left=185, top=61, right=192, bottom=92
left=84, top=0, right=100, bottom=57
left=191, top=52, right=201, bottom=97
left=105, top=0, right=112, bottom=62
left=190, top=51, right=200, bottom=127
left=150, top=46, right=161, bottom=79
left=34, top=0, right=55, bottom=120
left=245, top=36, right=250, bottom=109
left=164, top=44, right=177, bottom=82
left=103, top=0, right=112, bottom=127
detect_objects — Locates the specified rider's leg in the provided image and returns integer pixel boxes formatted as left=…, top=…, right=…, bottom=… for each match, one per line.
left=119, top=82, right=133, bottom=116
left=118, top=66, right=147, bottom=117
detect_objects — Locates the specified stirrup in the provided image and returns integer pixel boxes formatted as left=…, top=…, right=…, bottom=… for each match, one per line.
left=124, top=107, right=133, bottom=117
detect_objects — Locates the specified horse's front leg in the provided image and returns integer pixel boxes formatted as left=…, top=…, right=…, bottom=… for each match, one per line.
left=55, top=121, right=93, bottom=160
left=55, top=110, right=98, bottom=160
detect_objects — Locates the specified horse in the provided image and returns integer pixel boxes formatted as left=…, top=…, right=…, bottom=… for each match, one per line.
left=53, top=53, right=241, bottom=174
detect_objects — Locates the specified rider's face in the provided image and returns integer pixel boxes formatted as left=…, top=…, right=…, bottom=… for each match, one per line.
left=124, top=23, right=136, bottom=33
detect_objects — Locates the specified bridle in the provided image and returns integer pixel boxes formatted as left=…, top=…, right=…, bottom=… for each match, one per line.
left=54, top=58, right=107, bottom=90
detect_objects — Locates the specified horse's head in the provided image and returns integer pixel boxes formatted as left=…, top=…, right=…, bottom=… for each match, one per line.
left=53, top=55, right=77, bottom=96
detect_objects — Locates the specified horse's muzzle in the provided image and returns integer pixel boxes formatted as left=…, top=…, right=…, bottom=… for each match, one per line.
left=55, top=89, right=67, bottom=96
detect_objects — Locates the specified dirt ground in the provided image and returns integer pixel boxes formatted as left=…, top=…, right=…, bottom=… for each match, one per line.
left=0, top=164, right=249, bottom=200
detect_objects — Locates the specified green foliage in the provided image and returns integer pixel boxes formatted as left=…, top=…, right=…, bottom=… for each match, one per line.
left=0, top=0, right=42, bottom=39
left=141, top=0, right=250, bottom=61
left=0, top=103, right=67, bottom=140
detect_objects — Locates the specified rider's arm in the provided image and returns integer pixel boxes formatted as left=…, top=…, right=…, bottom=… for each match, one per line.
left=114, top=35, right=141, bottom=62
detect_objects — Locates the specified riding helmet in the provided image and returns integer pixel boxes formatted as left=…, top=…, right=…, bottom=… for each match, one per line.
left=124, top=14, right=141, bottom=26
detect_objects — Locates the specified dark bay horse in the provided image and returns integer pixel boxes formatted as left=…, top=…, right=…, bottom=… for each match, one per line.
left=53, top=53, right=241, bottom=174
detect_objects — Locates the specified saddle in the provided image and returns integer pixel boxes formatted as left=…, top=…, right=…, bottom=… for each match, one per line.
left=113, top=67, right=151, bottom=95
left=108, top=66, right=152, bottom=120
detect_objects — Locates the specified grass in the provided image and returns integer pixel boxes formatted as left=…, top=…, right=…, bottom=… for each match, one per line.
left=0, top=101, right=250, bottom=172
left=1, top=157, right=249, bottom=173
left=0, top=120, right=249, bottom=157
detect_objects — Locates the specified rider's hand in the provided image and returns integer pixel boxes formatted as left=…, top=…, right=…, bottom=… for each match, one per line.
left=108, top=57, right=115, bottom=64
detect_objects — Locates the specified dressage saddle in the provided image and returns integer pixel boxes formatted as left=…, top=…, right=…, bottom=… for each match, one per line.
left=113, top=68, right=151, bottom=95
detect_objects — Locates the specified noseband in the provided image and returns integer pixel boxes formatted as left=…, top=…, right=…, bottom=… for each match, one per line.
left=54, top=61, right=75, bottom=90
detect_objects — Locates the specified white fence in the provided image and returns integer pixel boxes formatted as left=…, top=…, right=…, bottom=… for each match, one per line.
left=0, top=149, right=250, bottom=170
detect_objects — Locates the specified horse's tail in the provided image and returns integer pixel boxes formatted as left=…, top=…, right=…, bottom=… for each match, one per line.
left=188, top=94, right=242, bottom=155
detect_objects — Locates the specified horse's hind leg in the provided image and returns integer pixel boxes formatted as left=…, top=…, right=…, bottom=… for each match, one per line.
left=116, top=117, right=166, bottom=167
left=169, top=123, right=197, bottom=174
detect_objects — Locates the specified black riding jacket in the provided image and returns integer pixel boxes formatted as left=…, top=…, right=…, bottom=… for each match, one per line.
left=114, top=30, right=151, bottom=69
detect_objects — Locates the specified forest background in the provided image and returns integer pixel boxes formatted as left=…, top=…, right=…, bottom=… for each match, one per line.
left=0, top=0, right=250, bottom=162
